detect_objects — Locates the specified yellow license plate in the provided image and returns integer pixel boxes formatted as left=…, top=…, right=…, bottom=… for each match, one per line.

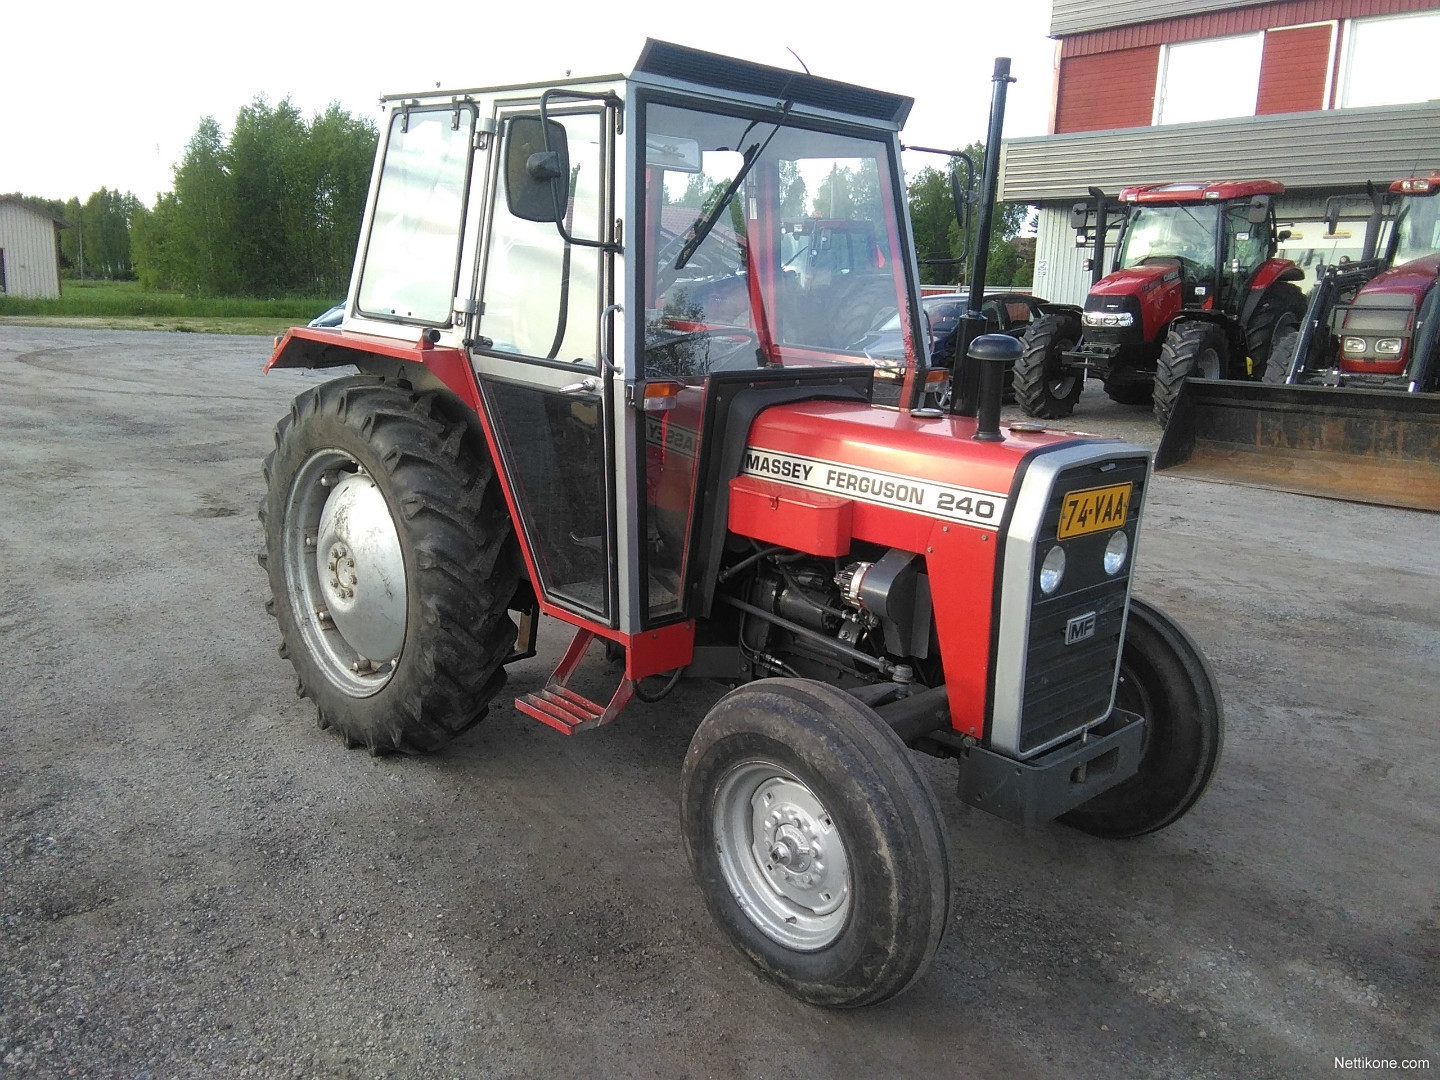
left=1058, top=482, right=1132, bottom=539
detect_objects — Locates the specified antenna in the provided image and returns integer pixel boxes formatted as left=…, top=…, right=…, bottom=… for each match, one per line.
left=785, top=47, right=811, bottom=75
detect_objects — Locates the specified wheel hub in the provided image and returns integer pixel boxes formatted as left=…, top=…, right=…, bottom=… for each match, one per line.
left=316, top=472, right=407, bottom=665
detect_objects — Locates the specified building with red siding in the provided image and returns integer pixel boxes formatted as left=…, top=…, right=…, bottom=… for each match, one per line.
left=1001, top=0, right=1440, bottom=305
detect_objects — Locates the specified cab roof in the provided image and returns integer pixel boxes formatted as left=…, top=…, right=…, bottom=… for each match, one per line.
left=1390, top=171, right=1440, bottom=195
left=1117, top=179, right=1285, bottom=204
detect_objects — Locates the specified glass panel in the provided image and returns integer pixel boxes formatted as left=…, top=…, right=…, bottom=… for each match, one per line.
left=358, top=107, right=474, bottom=324
left=1342, top=13, right=1440, bottom=109
left=643, top=384, right=706, bottom=620
left=484, top=379, right=611, bottom=619
left=640, top=101, right=911, bottom=378
left=1394, top=196, right=1440, bottom=264
left=482, top=111, right=605, bottom=362
left=1158, top=35, right=1262, bottom=125
left=1118, top=205, right=1218, bottom=284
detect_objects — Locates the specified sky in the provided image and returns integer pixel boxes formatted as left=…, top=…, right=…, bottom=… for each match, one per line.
left=2, top=0, right=1059, bottom=206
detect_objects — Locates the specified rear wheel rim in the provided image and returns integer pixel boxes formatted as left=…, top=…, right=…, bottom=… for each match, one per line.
left=1197, top=347, right=1222, bottom=380
left=282, top=448, right=406, bottom=697
left=713, top=760, right=852, bottom=951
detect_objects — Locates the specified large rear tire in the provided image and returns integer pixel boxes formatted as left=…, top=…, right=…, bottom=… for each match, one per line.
left=1153, top=321, right=1228, bottom=426
left=260, top=376, right=520, bottom=753
left=1246, top=282, right=1306, bottom=378
left=1262, top=325, right=1299, bottom=385
left=1060, top=599, right=1224, bottom=838
left=681, top=679, right=951, bottom=1007
left=1014, top=313, right=1084, bottom=419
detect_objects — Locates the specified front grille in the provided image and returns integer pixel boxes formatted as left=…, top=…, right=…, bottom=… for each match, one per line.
left=1017, top=457, right=1147, bottom=755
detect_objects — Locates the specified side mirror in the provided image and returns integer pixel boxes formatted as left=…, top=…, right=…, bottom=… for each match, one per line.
left=1324, top=196, right=1341, bottom=236
left=1069, top=201, right=1089, bottom=231
left=1246, top=194, right=1271, bottom=225
left=505, top=116, right=570, bottom=224
left=1277, top=229, right=1292, bottom=243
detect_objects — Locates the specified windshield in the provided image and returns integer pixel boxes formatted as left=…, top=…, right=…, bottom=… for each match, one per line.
left=639, top=100, right=914, bottom=378
left=1117, top=204, right=1219, bottom=280
left=1394, top=195, right=1440, bottom=264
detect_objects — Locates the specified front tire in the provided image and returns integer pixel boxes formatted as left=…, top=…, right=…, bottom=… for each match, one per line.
left=1061, top=599, right=1224, bottom=838
left=1262, top=325, right=1299, bottom=385
left=1014, top=313, right=1084, bottom=419
left=681, top=680, right=951, bottom=1007
left=1153, top=321, right=1228, bottom=426
left=1246, top=282, right=1306, bottom=378
left=260, top=376, right=520, bottom=753
left=1103, top=372, right=1154, bottom=405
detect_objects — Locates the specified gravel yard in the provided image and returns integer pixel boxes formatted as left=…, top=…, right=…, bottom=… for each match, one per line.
left=1, top=326, right=1436, bottom=1079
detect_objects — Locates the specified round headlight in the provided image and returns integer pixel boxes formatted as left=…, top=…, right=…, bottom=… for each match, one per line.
left=1039, top=545, right=1066, bottom=594
left=1103, top=530, right=1130, bottom=575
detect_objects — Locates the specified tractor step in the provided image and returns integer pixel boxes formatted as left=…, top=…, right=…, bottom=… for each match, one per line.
left=514, top=627, right=635, bottom=734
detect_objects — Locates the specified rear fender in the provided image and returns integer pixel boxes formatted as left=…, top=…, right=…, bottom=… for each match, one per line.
left=1247, top=258, right=1304, bottom=295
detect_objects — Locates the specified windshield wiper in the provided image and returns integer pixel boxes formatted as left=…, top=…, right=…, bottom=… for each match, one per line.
left=673, top=102, right=792, bottom=272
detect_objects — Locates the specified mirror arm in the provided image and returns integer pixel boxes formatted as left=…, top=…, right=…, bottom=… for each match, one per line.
left=540, top=88, right=624, bottom=253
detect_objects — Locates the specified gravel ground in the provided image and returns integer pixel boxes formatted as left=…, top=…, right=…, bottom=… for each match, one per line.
left=1, top=326, right=1436, bottom=1079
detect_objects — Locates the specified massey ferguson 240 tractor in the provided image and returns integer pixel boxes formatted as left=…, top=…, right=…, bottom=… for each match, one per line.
left=261, top=42, right=1223, bottom=1007
left=1014, top=180, right=1307, bottom=425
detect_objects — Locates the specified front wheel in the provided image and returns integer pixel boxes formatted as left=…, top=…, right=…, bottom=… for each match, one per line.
left=681, top=679, right=951, bottom=1007
left=1013, top=313, right=1084, bottom=419
left=1153, top=321, right=1228, bottom=426
left=1060, top=598, right=1224, bottom=838
left=260, top=376, right=520, bottom=753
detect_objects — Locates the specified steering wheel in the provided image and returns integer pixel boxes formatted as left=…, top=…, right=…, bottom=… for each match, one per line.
left=644, top=327, right=760, bottom=377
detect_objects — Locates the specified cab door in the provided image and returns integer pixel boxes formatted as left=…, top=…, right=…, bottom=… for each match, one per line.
left=470, top=98, right=621, bottom=625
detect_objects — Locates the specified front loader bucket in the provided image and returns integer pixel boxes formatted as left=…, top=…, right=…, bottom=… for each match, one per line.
left=1155, top=379, right=1440, bottom=512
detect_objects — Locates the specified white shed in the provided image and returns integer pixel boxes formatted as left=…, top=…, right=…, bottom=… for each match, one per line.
left=0, top=196, right=68, bottom=299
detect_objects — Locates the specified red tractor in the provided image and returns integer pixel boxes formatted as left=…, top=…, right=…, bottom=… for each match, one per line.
left=1015, top=180, right=1308, bottom=424
left=1268, top=172, right=1440, bottom=392
left=260, top=43, right=1223, bottom=1007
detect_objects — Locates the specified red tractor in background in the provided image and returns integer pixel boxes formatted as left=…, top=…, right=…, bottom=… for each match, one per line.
left=1267, top=172, right=1440, bottom=393
left=1015, top=180, right=1308, bottom=424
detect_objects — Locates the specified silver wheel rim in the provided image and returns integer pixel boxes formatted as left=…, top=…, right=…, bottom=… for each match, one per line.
left=713, top=760, right=852, bottom=951
left=282, top=449, right=407, bottom=697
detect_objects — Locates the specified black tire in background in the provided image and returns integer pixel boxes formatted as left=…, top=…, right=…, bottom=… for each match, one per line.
left=680, top=679, right=951, bottom=1008
left=260, top=376, right=520, bottom=753
left=1013, top=313, right=1084, bottom=419
left=1103, top=375, right=1154, bottom=406
left=1263, top=325, right=1300, bottom=385
left=1153, top=320, right=1228, bottom=426
left=1060, top=598, right=1225, bottom=839
left=1245, top=281, right=1307, bottom=378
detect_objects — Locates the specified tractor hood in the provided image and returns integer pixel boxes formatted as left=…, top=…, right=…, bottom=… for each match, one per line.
left=1091, top=262, right=1178, bottom=298
left=1362, top=254, right=1440, bottom=302
left=739, top=399, right=1087, bottom=533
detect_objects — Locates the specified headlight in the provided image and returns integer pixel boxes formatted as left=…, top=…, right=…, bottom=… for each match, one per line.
left=1103, top=531, right=1130, bottom=575
left=1082, top=311, right=1134, bottom=328
left=1342, top=336, right=1368, bottom=355
left=1039, top=545, right=1067, bottom=594
left=1375, top=338, right=1404, bottom=355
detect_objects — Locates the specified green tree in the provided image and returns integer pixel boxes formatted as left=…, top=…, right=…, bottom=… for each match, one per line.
left=906, top=142, right=1034, bottom=289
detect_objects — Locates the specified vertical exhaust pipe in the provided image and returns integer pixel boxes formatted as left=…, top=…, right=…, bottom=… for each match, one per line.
left=951, top=57, right=1016, bottom=419
left=970, top=335, right=1019, bottom=441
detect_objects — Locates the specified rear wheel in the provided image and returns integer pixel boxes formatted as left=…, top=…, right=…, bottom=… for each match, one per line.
left=1246, top=282, right=1306, bottom=378
left=1061, top=599, right=1224, bottom=838
left=1103, top=374, right=1153, bottom=405
left=1153, top=321, right=1228, bottom=426
left=1014, top=313, right=1084, bottom=419
left=260, top=376, right=520, bottom=753
left=681, top=679, right=951, bottom=1007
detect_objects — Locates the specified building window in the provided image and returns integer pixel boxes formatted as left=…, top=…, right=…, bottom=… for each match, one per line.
left=1155, top=33, right=1263, bottom=125
left=1339, top=11, right=1440, bottom=109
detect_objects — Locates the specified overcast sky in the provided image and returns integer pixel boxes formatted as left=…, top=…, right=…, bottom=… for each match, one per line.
left=3, top=0, right=1058, bottom=205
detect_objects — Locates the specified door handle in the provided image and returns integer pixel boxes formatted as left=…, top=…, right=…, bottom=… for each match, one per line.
left=558, top=377, right=599, bottom=395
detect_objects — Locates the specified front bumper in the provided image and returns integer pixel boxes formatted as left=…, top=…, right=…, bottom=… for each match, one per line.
left=956, top=709, right=1145, bottom=826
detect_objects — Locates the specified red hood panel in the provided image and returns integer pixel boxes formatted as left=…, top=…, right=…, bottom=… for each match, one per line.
left=742, top=401, right=1091, bottom=530
left=1363, top=255, right=1440, bottom=301
left=1091, top=264, right=1175, bottom=296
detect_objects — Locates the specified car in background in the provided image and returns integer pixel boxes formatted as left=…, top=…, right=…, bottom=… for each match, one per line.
left=308, top=302, right=346, bottom=329
left=857, top=290, right=1046, bottom=401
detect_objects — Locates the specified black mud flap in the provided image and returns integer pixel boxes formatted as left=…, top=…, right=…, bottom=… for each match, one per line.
left=956, top=709, right=1145, bottom=827
left=1156, top=378, right=1440, bottom=513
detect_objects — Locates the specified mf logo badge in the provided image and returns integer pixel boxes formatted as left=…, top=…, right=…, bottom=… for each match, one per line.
left=1065, top=611, right=1097, bottom=646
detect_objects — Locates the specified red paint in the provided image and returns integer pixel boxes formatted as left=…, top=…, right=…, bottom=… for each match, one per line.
left=1118, top=180, right=1284, bottom=203
left=1090, top=264, right=1182, bottom=340
left=1248, top=258, right=1303, bottom=293
left=1054, top=47, right=1160, bottom=133
left=1257, top=24, right=1334, bottom=114
left=1338, top=254, right=1437, bottom=374
left=728, top=476, right=853, bottom=556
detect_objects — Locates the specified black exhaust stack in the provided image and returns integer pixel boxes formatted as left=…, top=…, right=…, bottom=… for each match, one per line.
left=951, top=57, right=1016, bottom=420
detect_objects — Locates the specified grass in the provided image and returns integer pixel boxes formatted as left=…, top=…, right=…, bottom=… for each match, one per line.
left=0, top=280, right=332, bottom=336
